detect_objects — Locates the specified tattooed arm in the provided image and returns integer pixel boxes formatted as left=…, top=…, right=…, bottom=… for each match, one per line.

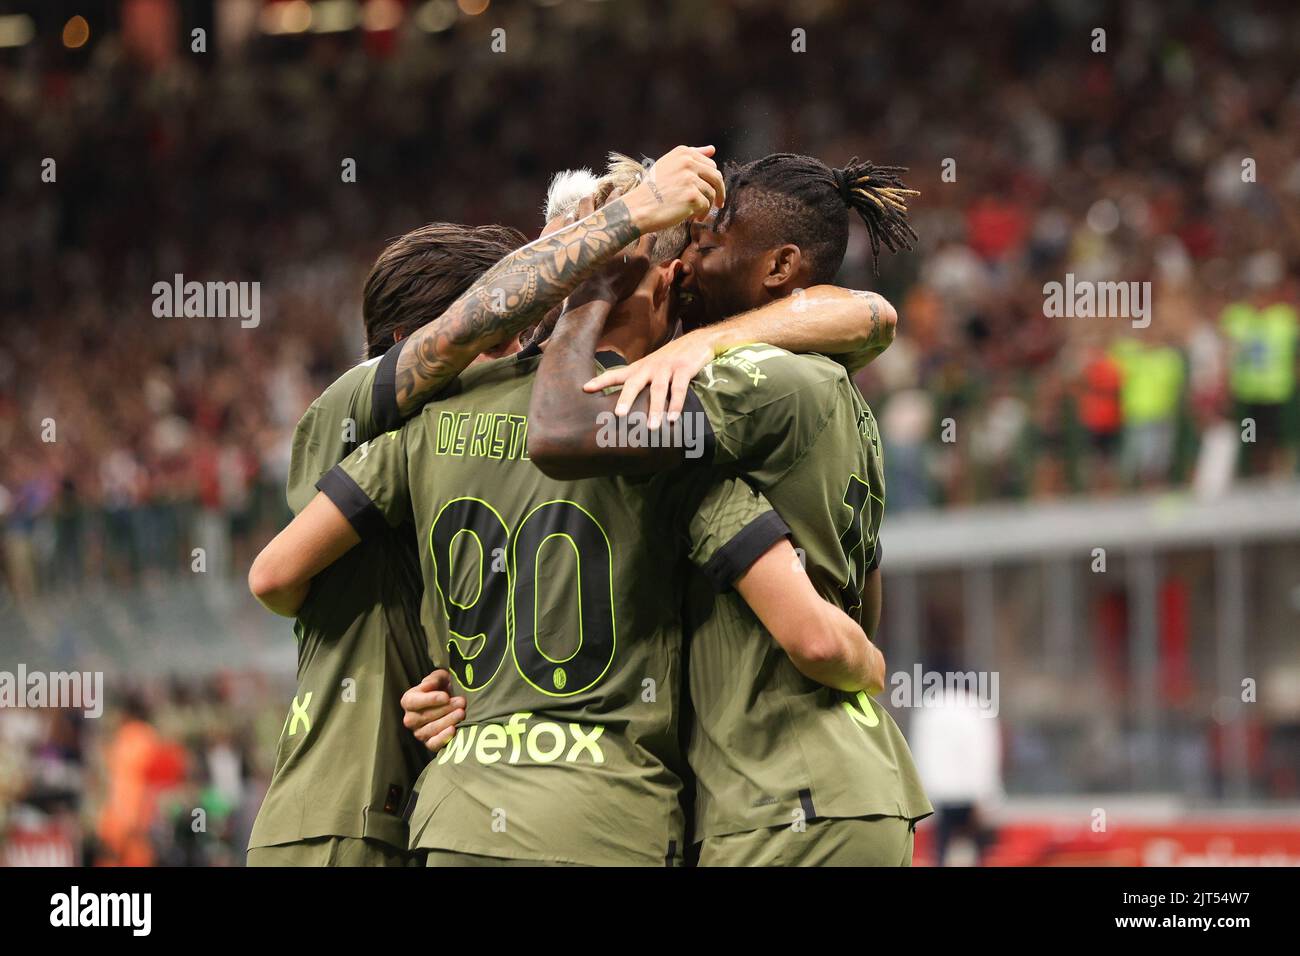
left=392, top=200, right=639, bottom=414
left=809, top=288, right=897, bottom=371
left=390, top=144, right=725, bottom=418
left=581, top=287, right=896, bottom=420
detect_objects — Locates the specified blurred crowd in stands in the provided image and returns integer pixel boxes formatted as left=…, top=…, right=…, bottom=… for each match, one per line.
left=0, top=675, right=281, bottom=866
left=2, top=1, right=1298, bottom=597
left=2, top=1, right=1298, bottom=866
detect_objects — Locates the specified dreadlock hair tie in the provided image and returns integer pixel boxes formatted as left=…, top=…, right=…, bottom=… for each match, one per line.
left=838, top=156, right=920, bottom=273
left=831, top=166, right=853, bottom=206
left=719, top=151, right=918, bottom=279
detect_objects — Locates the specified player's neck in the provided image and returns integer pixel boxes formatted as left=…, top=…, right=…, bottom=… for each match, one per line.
left=596, top=325, right=671, bottom=365
left=534, top=335, right=636, bottom=362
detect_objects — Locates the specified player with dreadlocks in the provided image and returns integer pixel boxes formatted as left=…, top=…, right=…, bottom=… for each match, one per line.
left=705, top=152, right=917, bottom=290
left=584, top=152, right=919, bottom=418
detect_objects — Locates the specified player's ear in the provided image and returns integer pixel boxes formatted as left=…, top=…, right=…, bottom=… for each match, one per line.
left=763, top=244, right=802, bottom=294
left=653, top=260, right=681, bottom=310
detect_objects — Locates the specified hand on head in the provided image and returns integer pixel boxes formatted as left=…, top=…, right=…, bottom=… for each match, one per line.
left=622, top=145, right=725, bottom=234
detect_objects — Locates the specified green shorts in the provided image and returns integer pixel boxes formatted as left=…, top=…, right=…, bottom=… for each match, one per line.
left=247, top=836, right=422, bottom=867
left=424, top=849, right=587, bottom=867
left=698, top=814, right=915, bottom=867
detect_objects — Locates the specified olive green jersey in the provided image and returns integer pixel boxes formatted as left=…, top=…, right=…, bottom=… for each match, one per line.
left=249, top=351, right=434, bottom=852
left=683, top=345, right=932, bottom=840
left=322, top=347, right=711, bottom=866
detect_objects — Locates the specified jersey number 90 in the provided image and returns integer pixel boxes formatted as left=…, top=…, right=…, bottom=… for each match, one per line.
left=430, top=497, right=615, bottom=698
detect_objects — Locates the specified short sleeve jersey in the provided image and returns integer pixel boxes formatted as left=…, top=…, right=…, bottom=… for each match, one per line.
left=250, top=350, right=433, bottom=851
left=682, top=345, right=933, bottom=839
left=323, top=347, right=724, bottom=865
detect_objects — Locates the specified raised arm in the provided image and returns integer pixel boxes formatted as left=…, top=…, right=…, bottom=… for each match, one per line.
left=392, top=200, right=637, bottom=415
left=392, top=144, right=725, bottom=418
left=583, top=286, right=897, bottom=420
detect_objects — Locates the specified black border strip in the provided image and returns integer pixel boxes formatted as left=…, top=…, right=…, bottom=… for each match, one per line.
left=798, top=788, right=818, bottom=822
left=682, top=385, right=716, bottom=466
left=317, top=465, right=388, bottom=541
left=700, top=510, right=791, bottom=593
left=664, top=839, right=678, bottom=867
left=372, top=338, right=406, bottom=433
left=867, top=538, right=882, bottom=573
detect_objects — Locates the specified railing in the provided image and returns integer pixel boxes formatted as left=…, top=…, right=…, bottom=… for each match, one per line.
left=877, top=480, right=1300, bottom=801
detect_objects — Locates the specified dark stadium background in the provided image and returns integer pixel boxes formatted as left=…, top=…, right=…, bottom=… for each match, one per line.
left=1, top=0, right=1298, bottom=866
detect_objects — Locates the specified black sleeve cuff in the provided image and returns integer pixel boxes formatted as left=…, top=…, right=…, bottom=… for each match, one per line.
left=682, top=385, right=716, bottom=467
left=372, top=338, right=405, bottom=433
left=700, top=510, right=791, bottom=593
left=317, top=465, right=389, bottom=540
left=867, top=538, right=882, bottom=573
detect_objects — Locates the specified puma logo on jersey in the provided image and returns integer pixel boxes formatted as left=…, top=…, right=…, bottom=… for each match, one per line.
left=841, top=690, right=880, bottom=729
left=356, top=431, right=401, bottom=461
left=697, top=364, right=724, bottom=390
left=282, top=692, right=313, bottom=737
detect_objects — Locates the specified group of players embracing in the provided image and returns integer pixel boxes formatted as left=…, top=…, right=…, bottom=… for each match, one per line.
left=246, top=142, right=932, bottom=867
